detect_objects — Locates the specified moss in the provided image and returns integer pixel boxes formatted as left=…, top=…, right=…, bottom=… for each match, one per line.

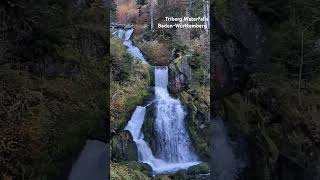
left=187, top=163, right=209, bottom=175
left=110, top=162, right=150, bottom=180
left=0, top=58, right=107, bottom=179
left=214, top=0, right=229, bottom=21
left=223, top=93, right=255, bottom=134
left=179, top=87, right=210, bottom=160
left=110, top=37, right=152, bottom=131
left=142, top=104, right=157, bottom=153
left=57, top=47, right=81, bottom=63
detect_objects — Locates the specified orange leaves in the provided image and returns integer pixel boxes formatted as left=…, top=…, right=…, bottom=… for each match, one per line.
left=139, top=41, right=171, bottom=65
left=115, top=0, right=139, bottom=23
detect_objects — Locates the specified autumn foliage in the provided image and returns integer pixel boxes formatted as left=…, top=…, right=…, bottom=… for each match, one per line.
left=115, top=0, right=139, bottom=23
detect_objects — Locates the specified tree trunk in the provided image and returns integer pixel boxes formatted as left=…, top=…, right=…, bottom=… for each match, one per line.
left=150, top=0, right=154, bottom=30
left=203, top=0, right=209, bottom=33
left=298, top=32, right=304, bottom=107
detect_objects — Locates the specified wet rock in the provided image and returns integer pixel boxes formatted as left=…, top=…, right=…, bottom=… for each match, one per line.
left=110, top=161, right=150, bottom=179
left=110, top=130, right=138, bottom=162
left=179, top=91, right=210, bottom=160
left=168, top=56, right=192, bottom=93
left=165, top=164, right=210, bottom=180
left=142, top=103, right=157, bottom=154
left=187, top=163, right=209, bottom=175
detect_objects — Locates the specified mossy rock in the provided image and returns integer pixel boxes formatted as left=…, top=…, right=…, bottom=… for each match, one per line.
left=223, top=93, right=263, bottom=134
left=142, top=103, right=157, bottom=154
left=168, top=56, right=193, bottom=93
left=187, top=163, right=209, bottom=175
left=168, top=170, right=188, bottom=180
left=110, top=161, right=150, bottom=180
left=179, top=90, right=210, bottom=160
left=111, top=130, right=138, bottom=162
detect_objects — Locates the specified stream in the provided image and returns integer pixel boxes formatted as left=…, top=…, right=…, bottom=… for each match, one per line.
left=112, top=27, right=247, bottom=178
left=125, top=67, right=201, bottom=175
left=113, top=28, right=201, bottom=175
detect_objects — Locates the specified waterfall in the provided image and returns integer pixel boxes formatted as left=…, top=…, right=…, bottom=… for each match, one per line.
left=112, top=28, right=148, bottom=64
left=124, top=67, right=200, bottom=175
left=117, top=29, right=125, bottom=38
left=112, top=25, right=200, bottom=174
left=154, top=67, right=198, bottom=163
left=125, top=28, right=134, bottom=40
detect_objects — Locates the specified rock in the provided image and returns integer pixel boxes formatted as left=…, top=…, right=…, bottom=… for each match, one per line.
left=169, top=56, right=192, bottom=93
left=211, top=27, right=250, bottom=99
left=142, top=103, right=157, bottom=154
left=166, top=164, right=210, bottom=180
left=124, top=25, right=133, bottom=30
left=110, top=130, right=138, bottom=162
left=141, top=163, right=153, bottom=176
left=187, top=163, right=209, bottom=175
left=179, top=90, right=210, bottom=160
left=110, top=161, right=150, bottom=179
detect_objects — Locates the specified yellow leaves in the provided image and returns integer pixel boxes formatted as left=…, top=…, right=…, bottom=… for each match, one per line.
left=112, top=91, right=126, bottom=112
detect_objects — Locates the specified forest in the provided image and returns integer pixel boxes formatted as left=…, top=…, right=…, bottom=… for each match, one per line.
left=213, top=0, right=320, bottom=180
left=110, top=0, right=210, bottom=179
left=0, top=0, right=109, bottom=179
left=0, top=0, right=319, bottom=180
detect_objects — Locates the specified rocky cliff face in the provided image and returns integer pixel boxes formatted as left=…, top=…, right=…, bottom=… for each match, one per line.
left=212, top=0, right=265, bottom=99
left=211, top=0, right=320, bottom=180
left=168, top=56, right=193, bottom=93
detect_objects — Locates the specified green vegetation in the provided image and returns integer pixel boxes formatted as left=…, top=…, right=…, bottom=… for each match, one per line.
left=176, top=35, right=210, bottom=160
left=0, top=0, right=108, bottom=179
left=110, top=37, right=152, bottom=132
left=186, top=163, right=209, bottom=174
left=214, top=0, right=228, bottom=21
left=213, top=0, right=320, bottom=179
left=110, top=162, right=150, bottom=180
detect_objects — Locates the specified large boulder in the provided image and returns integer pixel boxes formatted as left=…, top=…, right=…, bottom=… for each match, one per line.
left=110, top=130, right=138, bottom=162
left=165, top=163, right=210, bottom=180
left=186, top=163, right=210, bottom=175
left=142, top=103, right=157, bottom=154
left=110, top=161, right=151, bottom=179
left=179, top=90, right=210, bottom=160
left=169, top=56, right=192, bottom=93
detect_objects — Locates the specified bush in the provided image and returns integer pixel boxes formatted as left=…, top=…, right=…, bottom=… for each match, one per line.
left=138, top=40, right=171, bottom=66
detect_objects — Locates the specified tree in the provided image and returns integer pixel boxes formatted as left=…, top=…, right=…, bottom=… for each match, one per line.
left=298, top=18, right=320, bottom=106
left=148, top=0, right=157, bottom=30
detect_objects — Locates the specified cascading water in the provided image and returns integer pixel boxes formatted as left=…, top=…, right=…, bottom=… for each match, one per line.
left=124, top=28, right=134, bottom=41
left=112, top=26, right=200, bottom=174
left=112, top=28, right=125, bottom=38
left=124, top=67, right=200, bottom=175
left=112, top=28, right=148, bottom=64
left=154, top=67, right=198, bottom=163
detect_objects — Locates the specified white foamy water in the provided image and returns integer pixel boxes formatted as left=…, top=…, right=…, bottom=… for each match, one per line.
left=125, top=29, right=134, bottom=41
left=154, top=67, right=199, bottom=163
left=113, top=28, right=148, bottom=64
left=124, top=67, right=200, bottom=175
